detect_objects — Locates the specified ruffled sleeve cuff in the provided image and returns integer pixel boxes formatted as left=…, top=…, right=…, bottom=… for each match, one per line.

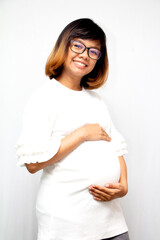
left=16, top=136, right=62, bottom=167
left=111, top=132, right=128, bottom=157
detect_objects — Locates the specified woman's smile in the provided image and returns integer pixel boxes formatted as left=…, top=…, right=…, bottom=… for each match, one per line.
left=73, top=59, right=88, bottom=69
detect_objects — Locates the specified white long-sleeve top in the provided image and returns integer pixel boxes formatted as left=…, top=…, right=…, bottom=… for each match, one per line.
left=16, top=79, right=128, bottom=240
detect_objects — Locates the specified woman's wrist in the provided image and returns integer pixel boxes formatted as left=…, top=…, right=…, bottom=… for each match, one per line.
left=77, top=125, right=88, bottom=142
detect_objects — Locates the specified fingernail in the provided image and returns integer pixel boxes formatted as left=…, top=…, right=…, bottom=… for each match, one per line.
left=106, top=184, right=109, bottom=187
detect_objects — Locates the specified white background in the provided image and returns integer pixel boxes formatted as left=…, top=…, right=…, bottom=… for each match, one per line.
left=1, top=0, right=160, bottom=239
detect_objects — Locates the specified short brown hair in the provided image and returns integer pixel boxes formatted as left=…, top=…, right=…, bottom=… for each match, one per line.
left=45, top=18, right=109, bottom=89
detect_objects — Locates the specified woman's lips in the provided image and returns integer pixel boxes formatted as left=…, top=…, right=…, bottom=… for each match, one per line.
left=73, top=60, right=87, bottom=69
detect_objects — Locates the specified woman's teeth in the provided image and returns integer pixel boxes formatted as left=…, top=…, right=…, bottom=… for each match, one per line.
left=74, top=61, right=86, bottom=67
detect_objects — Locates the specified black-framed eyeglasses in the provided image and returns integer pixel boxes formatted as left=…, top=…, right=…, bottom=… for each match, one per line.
left=70, top=40, right=102, bottom=60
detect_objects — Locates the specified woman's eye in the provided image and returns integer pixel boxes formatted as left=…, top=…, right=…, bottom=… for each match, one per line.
left=74, top=43, right=83, bottom=49
left=90, top=49, right=98, bottom=56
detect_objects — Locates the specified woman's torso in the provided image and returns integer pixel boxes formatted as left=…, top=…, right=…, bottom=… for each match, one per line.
left=35, top=80, right=127, bottom=239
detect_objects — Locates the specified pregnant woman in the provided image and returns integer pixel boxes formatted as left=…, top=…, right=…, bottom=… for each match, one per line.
left=16, top=18, right=129, bottom=240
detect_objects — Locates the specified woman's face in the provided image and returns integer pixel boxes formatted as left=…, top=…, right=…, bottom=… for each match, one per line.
left=63, top=38, right=101, bottom=80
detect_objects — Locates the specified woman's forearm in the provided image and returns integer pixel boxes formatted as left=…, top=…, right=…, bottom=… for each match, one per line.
left=118, top=156, right=128, bottom=195
left=25, top=123, right=111, bottom=174
left=25, top=127, right=86, bottom=174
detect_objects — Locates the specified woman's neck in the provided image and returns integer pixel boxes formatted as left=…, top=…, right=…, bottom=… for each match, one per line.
left=56, top=72, right=82, bottom=91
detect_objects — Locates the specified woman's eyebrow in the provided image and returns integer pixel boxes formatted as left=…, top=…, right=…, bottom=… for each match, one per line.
left=75, top=39, right=101, bottom=50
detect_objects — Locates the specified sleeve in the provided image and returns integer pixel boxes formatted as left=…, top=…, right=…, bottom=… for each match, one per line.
left=16, top=88, right=62, bottom=167
left=109, top=119, right=128, bottom=157
left=100, top=98, right=128, bottom=157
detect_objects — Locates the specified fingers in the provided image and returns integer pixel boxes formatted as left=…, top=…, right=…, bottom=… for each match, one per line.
left=92, top=193, right=107, bottom=201
left=88, top=184, right=121, bottom=201
left=105, top=183, right=121, bottom=189
left=89, top=185, right=114, bottom=201
left=104, top=134, right=112, bottom=142
left=89, top=189, right=111, bottom=201
left=100, top=128, right=112, bottom=142
left=89, top=186, right=110, bottom=197
left=90, top=184, right=118, bottom=193
left=84, top=123, right=111, bottom=142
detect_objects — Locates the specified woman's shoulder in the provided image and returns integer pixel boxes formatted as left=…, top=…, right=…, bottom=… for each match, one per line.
left=29, top=80, right=60, bottom=102
left=24, top=80, right=60, bottom=113
left=34, top=80, right=60, bottom=95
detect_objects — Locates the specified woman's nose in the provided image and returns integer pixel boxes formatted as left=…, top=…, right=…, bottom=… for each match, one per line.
left=79, top=49, right=89, bottom=59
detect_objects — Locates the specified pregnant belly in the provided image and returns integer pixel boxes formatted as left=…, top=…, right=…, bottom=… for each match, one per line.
left=37, top=141, right=121, bottom=216
left=45, top=140, right=120, bottom=186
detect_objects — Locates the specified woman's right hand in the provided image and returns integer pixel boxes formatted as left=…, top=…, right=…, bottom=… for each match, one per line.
left=81, top=123, right=112, bottom=142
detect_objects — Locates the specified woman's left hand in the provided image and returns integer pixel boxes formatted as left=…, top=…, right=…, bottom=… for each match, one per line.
left=88, top=182, right=128, bottom=201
